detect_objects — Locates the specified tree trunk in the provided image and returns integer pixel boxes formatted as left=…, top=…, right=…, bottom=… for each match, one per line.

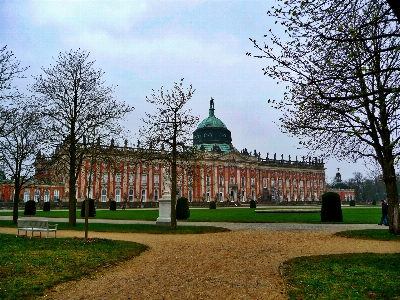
left=69, top=155, right=77, bottom=226
left=382, top=163, right=400, bottom=234
left=170, top=160, right=177, bottom=230
left=12, top=185, right=21, bottom=224
left=84, top=198, right=89, bottom=241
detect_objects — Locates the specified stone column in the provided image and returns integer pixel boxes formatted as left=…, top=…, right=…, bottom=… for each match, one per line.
left=156, top=167, right=171, bottom=227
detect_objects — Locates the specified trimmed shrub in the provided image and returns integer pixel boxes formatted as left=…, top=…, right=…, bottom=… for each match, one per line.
left=81, top=199, right=96, bottom=217
left=43, top=202, right=51, bottom=212
left=372, top=200, right=377, bottom=205
left=24, top=200, right=36, bottom=215
left=209, top=201, right=216, bottom=209
left=321, top=192, right=343, bottom=222
left=250, top=199, right=256, bottom=208
left=349, top=200, right=356, bottom=206
left=109, top=200, right=117, bottom=211
left=176, top=197, right=190, bottom=220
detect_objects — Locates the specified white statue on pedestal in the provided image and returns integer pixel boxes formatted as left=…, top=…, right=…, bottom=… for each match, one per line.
left=157, top=166, right=172, bottom=226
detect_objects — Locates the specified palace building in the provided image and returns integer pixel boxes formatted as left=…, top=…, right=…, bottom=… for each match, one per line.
left=1, top=99, right=326, bottom=204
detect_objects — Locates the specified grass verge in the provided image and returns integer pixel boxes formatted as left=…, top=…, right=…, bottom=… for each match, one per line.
left=0, top=206, right=384, bottom=224
left=0, top=220, right=229, bottom=234
left=283, top=230, right=400, bottom=299
left=335, top=229, right=400, bottom=241
left=0, top=233, right=148, bottom=300
left=282, top=253, right=400, bottom=300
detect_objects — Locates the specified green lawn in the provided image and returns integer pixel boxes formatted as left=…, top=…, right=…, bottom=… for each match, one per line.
left=0, top=220, right=229, bottom=234
left=283, top=253, right=400, bottom=300
left=0, top=233, right=148, bottom=300
left=336, top=229, right=400, bottom=241
left=0, top=206, right=383, bottom=224
left=283, top=229, right=400, bottom=299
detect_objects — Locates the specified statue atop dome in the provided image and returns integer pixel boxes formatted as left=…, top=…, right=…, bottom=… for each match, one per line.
left=210, top=97, right=214, bottom=109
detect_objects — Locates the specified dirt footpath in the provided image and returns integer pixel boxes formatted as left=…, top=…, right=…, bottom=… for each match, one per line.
left=1, top=226, right=394, bottom=300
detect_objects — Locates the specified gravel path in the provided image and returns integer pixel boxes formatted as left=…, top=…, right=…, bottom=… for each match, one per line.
left=0, top=219, right=397, bottom=300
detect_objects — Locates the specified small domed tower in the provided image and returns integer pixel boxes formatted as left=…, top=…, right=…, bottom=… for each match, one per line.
left=193, top=98, right=232, bottom=153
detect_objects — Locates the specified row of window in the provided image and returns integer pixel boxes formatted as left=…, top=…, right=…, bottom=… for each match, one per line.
left=98, top=173, right=159, bottom=185
left=97, top=188, right=159, bottom=202
left=20, top=189, right=60, bottom=202
left=94, top=172, right=324, bottom=190
left=265, top=178, right=324, bottom=189
left=204, top=175, right=324, bottom=189
left=201, top=190, right=257, bottom=202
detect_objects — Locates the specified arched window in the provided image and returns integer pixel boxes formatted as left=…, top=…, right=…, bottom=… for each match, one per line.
left=24, top=190, right=30, bottom=202
left=141, top=189, right=146, bottom=202
left=101, top=189, right=107, bottom=202
left=44, top=190, right=50, bottom=202
left=53, top=189, right=59, bottom=201
left=154, top=189, right=159, bottom=201
left=34, top=190, right=40, bottom=201
left=141, top=175, right=147, bottom=185
left=128, top=189, right=134, bottom=201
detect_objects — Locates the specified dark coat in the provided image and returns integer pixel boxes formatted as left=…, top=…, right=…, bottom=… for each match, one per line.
left=382, top=202, right=388, bottom=215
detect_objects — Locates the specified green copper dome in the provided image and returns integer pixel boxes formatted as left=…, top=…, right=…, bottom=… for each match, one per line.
left=193, top=98, right=232, bottom=153
left=196, top=109, right=227, bottom=129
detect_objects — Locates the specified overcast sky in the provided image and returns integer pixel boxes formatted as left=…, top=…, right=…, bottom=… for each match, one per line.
left=1, top=0, right=369, bottom=181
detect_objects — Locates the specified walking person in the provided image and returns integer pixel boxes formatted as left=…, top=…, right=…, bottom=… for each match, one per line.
left=378, top=199, right=389, bottom=226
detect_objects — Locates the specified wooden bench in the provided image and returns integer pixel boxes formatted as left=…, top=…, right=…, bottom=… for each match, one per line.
left=17, top=219, right=58, bottom=238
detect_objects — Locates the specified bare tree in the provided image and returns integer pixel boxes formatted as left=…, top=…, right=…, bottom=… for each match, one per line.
left=0, top=44, right=27, bottom=135
left=0, top=44, right=27, bottom=103
left=248, top=0, right=400, bottom=233
left=0, top=105, right=46, bottom=223
left=387, top=0, right=400, bottom=23
left=30, top=49, right=134, bottom=226
left=139, top=79, right=199, bottom=229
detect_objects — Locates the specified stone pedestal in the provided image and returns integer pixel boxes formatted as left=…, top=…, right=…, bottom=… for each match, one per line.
left=157, top=167, right=172, bottom=227
left=156, top=196, right=171, bottom=227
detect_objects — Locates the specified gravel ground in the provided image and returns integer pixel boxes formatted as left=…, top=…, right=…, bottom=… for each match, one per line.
left=0, top=221, right=398, bottom=300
